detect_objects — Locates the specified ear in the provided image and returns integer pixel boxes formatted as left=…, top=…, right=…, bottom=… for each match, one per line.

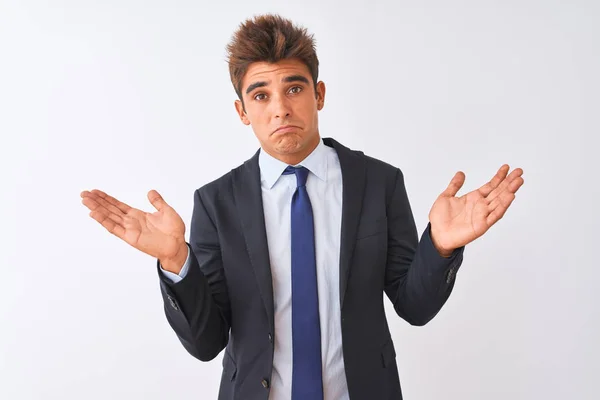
left=234, top=99, right=250, bottom=125
left=316, top=81, right=326, bottom=111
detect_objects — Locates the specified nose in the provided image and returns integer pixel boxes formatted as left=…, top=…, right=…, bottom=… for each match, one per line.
left=271, top=94, right=292, bottom=119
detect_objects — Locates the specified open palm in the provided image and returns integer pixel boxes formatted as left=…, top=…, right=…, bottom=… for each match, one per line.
left=80, top=189, right=185, bottom=260
left=429, top=164, right=524, bottom=254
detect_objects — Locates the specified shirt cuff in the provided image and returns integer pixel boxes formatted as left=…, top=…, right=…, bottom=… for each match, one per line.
left=159, top=246, right=191, bottom=283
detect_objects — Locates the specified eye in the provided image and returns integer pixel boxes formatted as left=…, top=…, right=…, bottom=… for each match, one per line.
left=289, top=86, right=303, bottom=94
left=254, top=93, right=267, bottom=101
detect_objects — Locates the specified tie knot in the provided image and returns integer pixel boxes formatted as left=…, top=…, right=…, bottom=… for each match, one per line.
left=283, top=166, right=309, bottom=187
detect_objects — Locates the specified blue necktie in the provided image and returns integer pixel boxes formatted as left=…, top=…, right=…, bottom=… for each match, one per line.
left=283, top=166, right=324, bottom=400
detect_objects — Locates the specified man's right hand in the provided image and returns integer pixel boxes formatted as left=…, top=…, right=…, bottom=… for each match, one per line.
left=80, top=189, right=188, bottom=273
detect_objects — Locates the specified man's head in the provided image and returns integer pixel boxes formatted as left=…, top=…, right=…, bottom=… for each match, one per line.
left=226, top=14, right=326, bottom=164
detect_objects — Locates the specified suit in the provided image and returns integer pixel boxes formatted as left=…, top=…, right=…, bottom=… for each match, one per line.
left=157, top=137, right=465, bottom=399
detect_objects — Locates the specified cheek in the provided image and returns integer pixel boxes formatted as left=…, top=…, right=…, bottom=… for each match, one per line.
left=246, top=107, right=267, bottom=125
left=247, top=111, right=271, bottom=137
left=304, top=105, right=319, bottom=126
left=296, top=101, right=316, bottom=121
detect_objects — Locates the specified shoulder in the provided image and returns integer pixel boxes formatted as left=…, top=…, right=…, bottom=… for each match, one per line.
left=193, top=150, right=259, bottom=203
left=363, top=152, right=401, bottom=176
left=326, top=137, right=402, bottom=177
left=338, top=141, right=404, bottom=182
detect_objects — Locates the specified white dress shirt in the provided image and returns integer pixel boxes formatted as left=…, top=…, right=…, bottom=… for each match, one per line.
left=161, top=139, right=349, bottom=399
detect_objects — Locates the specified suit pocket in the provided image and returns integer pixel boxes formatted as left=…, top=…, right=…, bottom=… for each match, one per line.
left=381, top=338, right=397, bottom=368
left=222, top=350, right=237, bottom=381
left=356, top=216, right=387, bottom=240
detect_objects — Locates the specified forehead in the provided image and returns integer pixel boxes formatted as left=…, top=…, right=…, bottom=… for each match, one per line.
left=242, top=59, right=311, bottom=89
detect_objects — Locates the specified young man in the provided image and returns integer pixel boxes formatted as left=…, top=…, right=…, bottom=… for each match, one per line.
left=81, top=14, right=524, bottom=400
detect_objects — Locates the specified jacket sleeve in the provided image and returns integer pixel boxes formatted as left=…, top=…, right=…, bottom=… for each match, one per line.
left=384, top=168, right=465, bottom=326
left=157, top=188, right=231, bottom=361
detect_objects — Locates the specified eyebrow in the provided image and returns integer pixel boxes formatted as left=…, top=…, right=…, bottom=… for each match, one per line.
left=245, top=75, right=310, bottom=95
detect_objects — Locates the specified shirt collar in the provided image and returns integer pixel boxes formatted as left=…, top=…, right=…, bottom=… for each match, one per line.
left=259, top=138, right=329, bottom=189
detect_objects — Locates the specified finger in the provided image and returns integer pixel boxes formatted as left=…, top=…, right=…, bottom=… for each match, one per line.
left=89, top=189, right=132, bottom=214
left=91, top=195, right=127, bottom=222
left=148, top=190, right=169, bottom=212
left=509, top=176, right=525, bottom=193
left=489, top=190, right=515, bottom=210
left=487, top=192, right=516, bottom=225
left=440, top=171, right=466, bottom=197
left=487, top=168, right=524, bottom=203
left=88, top=208, right=126, bottom=240
left=478, top=164, right=510, bottom=197
left=81, top=195, right=124, bottom=225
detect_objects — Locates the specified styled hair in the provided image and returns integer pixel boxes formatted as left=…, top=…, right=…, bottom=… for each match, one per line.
left=226, top=14, right=319, bottom=102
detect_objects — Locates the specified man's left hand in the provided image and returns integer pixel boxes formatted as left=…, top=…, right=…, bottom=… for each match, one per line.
left=428, top=164, right=525, bottom=257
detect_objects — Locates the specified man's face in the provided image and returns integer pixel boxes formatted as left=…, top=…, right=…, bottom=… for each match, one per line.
left=235, top=58, right=326, bottom=163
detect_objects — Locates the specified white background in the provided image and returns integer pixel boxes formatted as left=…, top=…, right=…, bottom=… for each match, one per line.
left=1, top=0, right=598, bottom=399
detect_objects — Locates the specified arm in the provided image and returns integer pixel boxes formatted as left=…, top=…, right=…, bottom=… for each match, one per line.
left=384, top=163, right=524, bottom=326
left=383, top=169, right=464, bottom=326
left=80, top=186, right=231, bottom=360
left=157, top=188, right=231, bottom=361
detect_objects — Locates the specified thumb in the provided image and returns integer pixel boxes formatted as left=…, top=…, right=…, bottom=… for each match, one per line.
left=147, top=190, right=169, bottom=211
left=440, top=171, right=465, bottom=197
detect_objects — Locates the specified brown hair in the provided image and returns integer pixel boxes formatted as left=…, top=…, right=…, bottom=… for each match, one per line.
left=226, top=14, right=320, bottom=102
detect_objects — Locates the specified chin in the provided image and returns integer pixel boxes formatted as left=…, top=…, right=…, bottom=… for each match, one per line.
left=274, top=134, right=303, bottom=153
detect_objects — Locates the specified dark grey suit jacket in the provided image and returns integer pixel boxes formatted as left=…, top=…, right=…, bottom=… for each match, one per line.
left=157, top=137, right=464, bottom=399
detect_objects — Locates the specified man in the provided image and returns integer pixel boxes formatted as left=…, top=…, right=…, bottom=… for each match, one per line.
left=81, top=14, right=524, bottom=400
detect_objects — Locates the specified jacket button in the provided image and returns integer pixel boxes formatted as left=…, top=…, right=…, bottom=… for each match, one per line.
left=261, top=379, right=270, bottom=389
left=268, top=333, right=273, bottom=343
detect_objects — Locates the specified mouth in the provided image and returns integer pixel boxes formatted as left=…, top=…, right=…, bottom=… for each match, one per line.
left=273, top=125, right=300, bottom=134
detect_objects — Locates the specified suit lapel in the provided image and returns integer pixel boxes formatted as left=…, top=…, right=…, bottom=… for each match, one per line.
left=232, top=150, right=275, bottom=333
left=323, top=138, right=366, bottom=308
